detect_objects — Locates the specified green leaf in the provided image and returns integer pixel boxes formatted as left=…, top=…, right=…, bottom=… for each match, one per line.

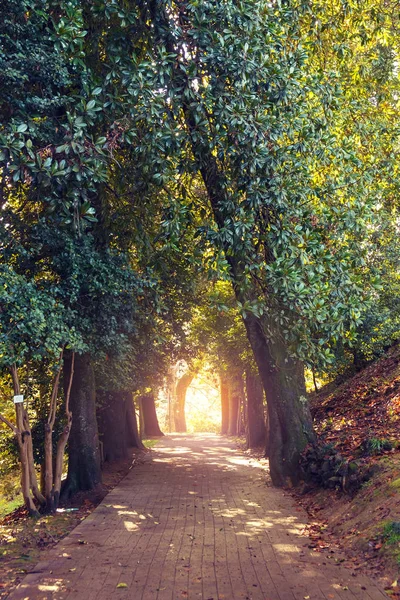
left=56, top=144, right=68, bottom=153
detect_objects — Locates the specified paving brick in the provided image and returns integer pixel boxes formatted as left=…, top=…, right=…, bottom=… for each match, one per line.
left=7, top=434, right=388, bottom=600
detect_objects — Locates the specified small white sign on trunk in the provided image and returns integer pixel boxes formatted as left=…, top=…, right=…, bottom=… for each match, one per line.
left=13, top=395, right=24, bottom=404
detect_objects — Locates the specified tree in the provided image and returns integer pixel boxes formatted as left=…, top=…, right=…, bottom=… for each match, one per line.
left=2, top=0, right=400, bottom=498
left=245, top=370, right=267, bottom=450
left=0, top=207, right=155, bottom=499
left=188, top=282, right=266, bottom=445
left=124, top=0, right=398, bottom=484
left=139, top=394, right=164, bottom=438
left=0, top=265, right=81, bottom=513
left=0, top=0, right=108, bottom=229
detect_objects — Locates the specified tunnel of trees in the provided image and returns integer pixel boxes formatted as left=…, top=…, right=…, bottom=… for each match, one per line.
left=1, top=0, right=400, bottom=514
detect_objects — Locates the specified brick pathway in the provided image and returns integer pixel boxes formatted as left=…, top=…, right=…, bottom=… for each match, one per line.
left=8, top=434, right=388, bottom=600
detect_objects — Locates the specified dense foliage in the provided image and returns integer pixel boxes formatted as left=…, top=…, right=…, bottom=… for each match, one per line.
left=1, top=0, right=400, bottom=508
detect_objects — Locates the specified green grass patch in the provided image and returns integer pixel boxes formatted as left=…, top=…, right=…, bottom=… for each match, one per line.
left=383, top=521, right=400, bottom=565
left=361, top=437, right=394, bottom=456
left=0, top=495, right=22, bottom=519
left=142, top=439, right=159, bottom=449
left=390, top=477, right=400, bottom=490
left=383, top=521, right=400, bottom=543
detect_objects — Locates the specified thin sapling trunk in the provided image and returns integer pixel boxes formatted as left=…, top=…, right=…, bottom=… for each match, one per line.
left=52, top=352, right=74, bottom=510
left=10, top=364, right=42, bottom=515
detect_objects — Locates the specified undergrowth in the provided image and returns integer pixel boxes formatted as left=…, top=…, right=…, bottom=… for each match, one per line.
left=383, top=521, right=400, bottom=565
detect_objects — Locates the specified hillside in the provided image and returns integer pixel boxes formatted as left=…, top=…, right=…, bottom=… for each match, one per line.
left=296, top=345, right=400, bottom=594
left=313, top=345, right=400, bottom=457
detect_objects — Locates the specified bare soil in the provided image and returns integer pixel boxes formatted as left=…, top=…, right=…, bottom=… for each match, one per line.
left=290, top=346, right=400, bottom=597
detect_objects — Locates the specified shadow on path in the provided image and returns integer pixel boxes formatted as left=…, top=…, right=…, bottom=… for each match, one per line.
left=7, top=434, right=388, bottom=600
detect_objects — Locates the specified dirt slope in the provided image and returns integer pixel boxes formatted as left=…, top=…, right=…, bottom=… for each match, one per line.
left=295, top=345, right=400, bottom=595
left=312, top=344, right=400, bottom=457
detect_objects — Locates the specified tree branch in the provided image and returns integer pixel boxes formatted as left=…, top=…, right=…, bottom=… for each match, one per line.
left=47, top=349, right=64, bottom=427
left=0, top=413, right=18, bottom=434
left=65, top=352, right=75, bottom=416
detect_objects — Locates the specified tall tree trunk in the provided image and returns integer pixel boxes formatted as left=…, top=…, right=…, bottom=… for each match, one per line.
left=18, top=429, right=37, bottom=516
left=43, top=424, right=53, bottom=510
left=312, top=370, right=319, bottom=393
left=227, top=372, right=242, bottom=436
left=264, top=409, right=270, bottom=458
left=62, top=353, right=101, bottom=499
left=244, top=314, right=315, bottom=485
left=126, top=395, right=144, bottom=450
left=97, top=391, right=130, bottom=463
left=245, top=371, right=266, bottom=449
left=220, top=372, right=229, bottom=435
left=52, top=352, right=74, bottom=511
left=140, top=393, right=164, bottom=437
left=53, top=409, right=72, bottom=509
left=173, top=373, right=193, bottom=433
left=25, top=412, right=45, bottom=507
left=98, top=390, right=144, bottom=459
left=166, top=372, right=175, bottom=433
left=237, top=378, right=245, bottom=435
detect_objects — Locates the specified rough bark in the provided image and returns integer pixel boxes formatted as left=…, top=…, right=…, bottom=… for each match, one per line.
left=195, top=144, right=315, bottom=482
left=227, top=372, right=243, bottom=436
left=173, top=373, right=193, bottom=433
left=245, top=371, right=266, bottom=449
left=98, top=391, right=144, bottom=462
left=52, top=353, right=74, bottom=510
left=184, top=103, right=315, bottom=484
left=97, top=391, right=128, bottom=463
left=184, top=104, right=315, bottom=483
left=140, top=393, right=164, bottom=437
left=10, top=365, right=41, bottom=515
left=126, top=395, right=145, bottom=449
left=244, top=314, right=315, bottom=485
left=264, top=411, right=270, bottom=458
left=62, top=353, right=101, bottom=500
left=237, top=377, right=246, bottom=436
left=219, top=372, right=229, bottom=435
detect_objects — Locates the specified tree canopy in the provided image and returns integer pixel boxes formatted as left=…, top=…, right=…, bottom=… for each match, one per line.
left=1, top=0, right=400, bottom=509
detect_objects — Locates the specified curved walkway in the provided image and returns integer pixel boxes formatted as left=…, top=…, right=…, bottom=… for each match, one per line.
left=8, top=434, right=387, bottom=600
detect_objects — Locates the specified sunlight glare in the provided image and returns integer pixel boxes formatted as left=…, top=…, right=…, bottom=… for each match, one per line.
left=185, top=369, right=221, bottom=433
